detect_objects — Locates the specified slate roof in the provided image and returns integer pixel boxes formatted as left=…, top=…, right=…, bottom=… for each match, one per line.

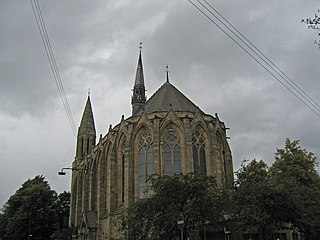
left=135, top=81, right=202, bottom=115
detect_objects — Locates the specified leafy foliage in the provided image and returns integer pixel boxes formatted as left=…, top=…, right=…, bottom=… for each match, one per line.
left=270, top=139, right=320, bottom=239
left=234, top=139, right=320, bottom=240
left=0, top=176, right=71, bottom=240
left=0, top=176, right=58, bottom=240
left=51, top=191, right=72, bottom=240
left=122, top=173, right=229, bottom=240
left=233, top=159, right=275, bottom=238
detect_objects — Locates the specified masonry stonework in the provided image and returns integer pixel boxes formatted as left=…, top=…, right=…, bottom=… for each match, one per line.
left=69, top=52, right=233, bottom=239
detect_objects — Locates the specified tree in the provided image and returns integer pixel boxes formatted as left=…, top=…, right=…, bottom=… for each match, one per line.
left=270, top=139, right=320, bottom=239
left=233, top=159, right=276, bottom=240
left=301, top=9, right=320, bottom=49
left=0, top=176, right=58, bottom=240
left=233, top=139, right=320, bottom=240
left=122, top=173, right=229, bottom=240
left=50, top=191, right=72, bottom=240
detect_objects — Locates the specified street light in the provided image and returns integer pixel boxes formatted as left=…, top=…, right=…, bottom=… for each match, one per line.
left=58, top=167, right=86, bottom=175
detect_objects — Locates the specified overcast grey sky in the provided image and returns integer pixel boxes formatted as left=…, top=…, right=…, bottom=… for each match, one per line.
left=0, top=0, right=319, bottom=208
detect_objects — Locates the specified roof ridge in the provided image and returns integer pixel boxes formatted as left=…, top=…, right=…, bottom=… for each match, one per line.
left=144, top=81, right=168, bottom=104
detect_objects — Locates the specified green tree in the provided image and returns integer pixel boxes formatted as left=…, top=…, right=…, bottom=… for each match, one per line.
left=234, top=140, right=320, bottom=240
left=51, top=191, right=72, bottom=240
left=0, top=175, right=58, bottom=240
left=270, top=139, right=320, bottom=239
left=233, top=159, right=276, bottom=240
left=122, top=173, right=228, bottom=240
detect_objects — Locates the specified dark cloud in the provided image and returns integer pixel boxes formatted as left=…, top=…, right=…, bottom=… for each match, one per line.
left=0, top=0, right=319, bottom=207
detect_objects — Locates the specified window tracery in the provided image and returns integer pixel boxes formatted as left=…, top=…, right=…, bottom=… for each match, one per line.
left=163, top=129, right=181, bottom=175
left=192, top=129, right=206, bottom=173
left=138, top=129, right=153, bottom=198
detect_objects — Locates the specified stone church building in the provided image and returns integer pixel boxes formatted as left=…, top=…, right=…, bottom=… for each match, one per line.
left=69, top=51, right=233, bottom=239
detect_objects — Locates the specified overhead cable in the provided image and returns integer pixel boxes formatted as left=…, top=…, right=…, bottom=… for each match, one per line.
left=188, top=0, right=320, bottom=119
left=30, top=0, right=77, bottom=136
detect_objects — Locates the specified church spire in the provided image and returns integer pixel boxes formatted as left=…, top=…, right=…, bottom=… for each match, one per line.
left=76, top=95, right=96, bottom=158
left=131, top=43, right=146, bottom=115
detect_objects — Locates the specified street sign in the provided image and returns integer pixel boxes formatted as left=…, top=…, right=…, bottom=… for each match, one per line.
left=177, top=215, right=184, bottom=230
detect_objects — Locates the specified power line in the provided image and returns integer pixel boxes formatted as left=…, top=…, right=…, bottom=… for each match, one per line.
left=201, top=0, right=320, bottom=114
left=46, top=176, right=71, bottom=188
left=30, top=0, right=77, bottom=136
left=188, top=0, right=320, bottom=119
left=34, top=0, right=77, bottom=133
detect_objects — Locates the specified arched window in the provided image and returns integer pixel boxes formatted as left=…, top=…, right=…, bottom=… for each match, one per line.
left=138, top=129, right=153, bottom=198
left=192, top=129, right=206, bottom=173
left=163, top=130, right=181, bottom=175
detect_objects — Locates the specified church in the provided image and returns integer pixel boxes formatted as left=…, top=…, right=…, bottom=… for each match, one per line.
left=69, top=50, right=234, bottom=239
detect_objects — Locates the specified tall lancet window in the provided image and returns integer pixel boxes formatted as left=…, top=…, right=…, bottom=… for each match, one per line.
left=138, top=129, right=153, bottom=198
left=121, top=144, right=126, bottom=204
left=164, top=130, right=181, bottom=175
left=192, top=129, right=206, bottom=173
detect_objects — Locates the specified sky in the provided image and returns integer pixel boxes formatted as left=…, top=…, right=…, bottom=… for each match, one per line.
left=0, top=0, right=319, bottom=208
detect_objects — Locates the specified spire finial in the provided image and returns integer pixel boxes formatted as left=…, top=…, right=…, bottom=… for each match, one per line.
left=88, top=88, right=91, bottom=97
left=166, top=65, right=170, bottom=83
left=139, top=42, right=142, bottom=52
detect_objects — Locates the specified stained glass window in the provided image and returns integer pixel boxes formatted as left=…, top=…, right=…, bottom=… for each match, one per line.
left=163, top=130, right=181, bottom=175
left=192, top=129, right=206, bottom=173
left=138, top=129, right=153, bottom=198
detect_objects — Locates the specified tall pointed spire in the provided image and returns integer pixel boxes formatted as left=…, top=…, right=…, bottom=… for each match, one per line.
left=131, top=43, right=146, bottom=115
left=76, top=95, right=96, bottom=158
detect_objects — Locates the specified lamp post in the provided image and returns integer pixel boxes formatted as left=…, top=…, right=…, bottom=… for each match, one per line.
left=177, top=215, right=184, bottom=240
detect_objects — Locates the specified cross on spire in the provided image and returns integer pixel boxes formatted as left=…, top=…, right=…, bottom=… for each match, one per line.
left=166, top=65, right=170, bottom=83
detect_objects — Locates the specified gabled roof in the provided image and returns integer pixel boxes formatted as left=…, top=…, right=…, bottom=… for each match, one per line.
left=135, top=81, right=202, bottom=115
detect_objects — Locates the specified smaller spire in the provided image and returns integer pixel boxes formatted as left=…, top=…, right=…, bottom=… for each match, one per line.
left=132, top=43, right=146, bottom=115
left=134, top=44, right=144, bottom=87
left=76, top=95, right=96, bottom=158
left=79, top=96, right=95, bottom=135
left=166, top=65, right=170, bottom=83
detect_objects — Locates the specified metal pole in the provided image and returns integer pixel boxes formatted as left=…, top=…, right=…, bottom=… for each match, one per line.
left=181, top=228, right=183, bottom=240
